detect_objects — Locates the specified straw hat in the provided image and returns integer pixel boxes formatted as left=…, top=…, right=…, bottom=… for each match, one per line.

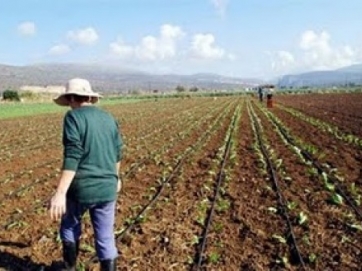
left=53, top=78, right=102, bottom=106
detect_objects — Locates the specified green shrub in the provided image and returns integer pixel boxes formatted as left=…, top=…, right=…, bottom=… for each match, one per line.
left=3, top=89, right=20, bottom=101
left=176, top=85, right=186, bottom=92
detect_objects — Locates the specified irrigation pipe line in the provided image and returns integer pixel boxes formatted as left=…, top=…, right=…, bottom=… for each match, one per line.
left=300, top=149, right=362, bottom=220
left=192, top=108, right=238, bottom=271
left=259, top=104, right=362, bottom=220
left=0, top=100, right=236, bottom=270
left=0, top=172, right=59, bottom=206
left=276, top=103, right=362, bottom=150
left=248, top=103, right=307, bottom=270
left=0, top=158, right=61, bottom=185
left=280, top=102, right=362, bottom=121
left=85, top=101, right=239, bottom=267
left=0, top=101, right=234, bottom=231
left=119, top=100, right=233, bottom=181
left=0, top=99, right=227, bottom=185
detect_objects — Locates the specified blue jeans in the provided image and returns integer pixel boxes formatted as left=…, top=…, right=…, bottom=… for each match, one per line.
left=60, top=199, right=118, bottom=260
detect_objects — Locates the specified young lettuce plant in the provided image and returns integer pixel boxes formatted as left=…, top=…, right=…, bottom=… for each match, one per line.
left=330, top=193, right=344, bottom=205
left=298, top=212, right=308, bottom=225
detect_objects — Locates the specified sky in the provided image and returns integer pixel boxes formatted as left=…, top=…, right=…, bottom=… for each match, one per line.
left=1, top=0, right=362, bottom=80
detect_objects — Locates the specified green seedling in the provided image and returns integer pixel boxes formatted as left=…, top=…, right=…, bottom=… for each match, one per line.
left=284, top=176, right=292, bottom=182
left=354, top=195, right=361, bottom=206
left=6, top=220, right=28, bottom=229
left=186, top=256, right=194, bottom=264
left=272, top=234, right=287, bottom=244
left=298, top=212, right=308, bottom=225
left=80, top=243, right=96, bottom=253
left=307, top=167, right=318, bottom=177
left=348, top=224, right=362, bottom=231
left=77, top=262, right=86, bottom=271
left=208, top=252, right=221, bottom=264
left=276, top=255, right=290, bottom=268
left=136, top=215, right=146, bottom=223
left=302, top=234, right=311, bottom=246
left=287, top=201, right=297, bottom=210
left=213, top=222, right=224, bottom=233
left=341, top=235, right=351, bottom=243
left=323, top=181, right=335, bottom=192
left=56, top=233, right=62, bottom=243
left=330, top=193, right=343, bottom=205
left=216, top=199, right=230, bottom=213
left=114, top=227, right=125, bottom=235
left=305, top=144, right=318, bottom=155
left=267, top=207, right=278, bottom=213
left=308, top=253, right=317, bottom=263
left=196, top=215, right=205, bottom=226
left=125, top=217, right=134, bottom=226
left=190, top=235, right=199, bottom=245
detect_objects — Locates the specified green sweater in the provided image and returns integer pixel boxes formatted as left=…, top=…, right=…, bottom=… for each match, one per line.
left=62, top=106, right=122, bottom=204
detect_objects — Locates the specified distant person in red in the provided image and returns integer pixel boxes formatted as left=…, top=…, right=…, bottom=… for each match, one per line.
left=266, top=85, right=275, bottom=108
left=48, top=78, right=123, bottom=271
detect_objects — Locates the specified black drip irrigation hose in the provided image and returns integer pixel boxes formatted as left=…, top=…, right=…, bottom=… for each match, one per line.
left=0, top=102, right=234, bottom=231
left=120, top=100, right=232, bottom=180
left=192, top=109, right=238, bottom=271
left=300, top=150, right=362, bottom=219
left=249, top=104, right=307, bottom=270
left=278, top=103, right=362, bottom=150
left=114, top=156, right=184, bottom=245
left=0, top=157, right=61, bottom=185
left=283, top=103, right=362, bottom=121
left=261, top=105, right=362, bottom=220
left=0, top=172, right=58, bottom=206
left=0, top=101, right=236, bottom=271
left=85, top=101, right=239, bottom=267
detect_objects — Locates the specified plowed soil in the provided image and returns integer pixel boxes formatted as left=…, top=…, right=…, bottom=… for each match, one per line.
left=0, top=94, right=361, bottom=271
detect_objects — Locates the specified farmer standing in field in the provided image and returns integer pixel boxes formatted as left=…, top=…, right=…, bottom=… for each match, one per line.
left=258, top=86, right=263, bottom=102
left=48, top=78, right=122, bottom=271
left=266, top=85, right=275, bottom=108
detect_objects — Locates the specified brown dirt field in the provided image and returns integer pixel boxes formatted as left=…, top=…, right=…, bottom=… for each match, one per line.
left=0, top=95, right=361, bottom=271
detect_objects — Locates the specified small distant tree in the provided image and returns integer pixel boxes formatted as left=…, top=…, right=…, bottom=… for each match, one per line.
left=129, top=89, right=142, bottom=95
left=3, top=89, right=20, bottom=101
left=176, top=85, right=186, bottom=92
left=153, top=89, right=159, bottom=93
left=189, top=86, right=199, bottom=92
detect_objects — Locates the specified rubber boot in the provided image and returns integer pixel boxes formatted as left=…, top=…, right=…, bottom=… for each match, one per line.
left=100, top=258, right=117, bottom=271
left=62, top=241, right=79, bottom=271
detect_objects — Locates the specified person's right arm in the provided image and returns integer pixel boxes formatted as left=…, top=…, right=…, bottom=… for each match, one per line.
left=50, top=112, right=83, bottom=220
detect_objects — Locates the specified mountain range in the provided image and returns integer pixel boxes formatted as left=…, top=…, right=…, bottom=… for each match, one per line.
left=277, top=64, right=362, bottom=88
left=0, top=63, right=263, bottom=93
left=1, top=62, right=362, bottom=93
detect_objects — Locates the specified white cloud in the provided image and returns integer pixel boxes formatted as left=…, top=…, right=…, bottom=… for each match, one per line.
left=48, top=44, right=71, bottom=55
left=110, top=24, right=185, bottom=61
left=299, top=30, right=357, bottom=70
left=191, top=34, right=226, bottom=59
left=110, top=38, right=133, bottom=58
left=271, top=50, right=295, bottom=71
left=18, top=21, right=36, bottom=36
left=109, top=25, right=235, bottom=65
left=270, top=30, right=360, bottom=76
left=67, top=27, right=99, bottom=45
left=211, top=0, right=229, bottom=16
